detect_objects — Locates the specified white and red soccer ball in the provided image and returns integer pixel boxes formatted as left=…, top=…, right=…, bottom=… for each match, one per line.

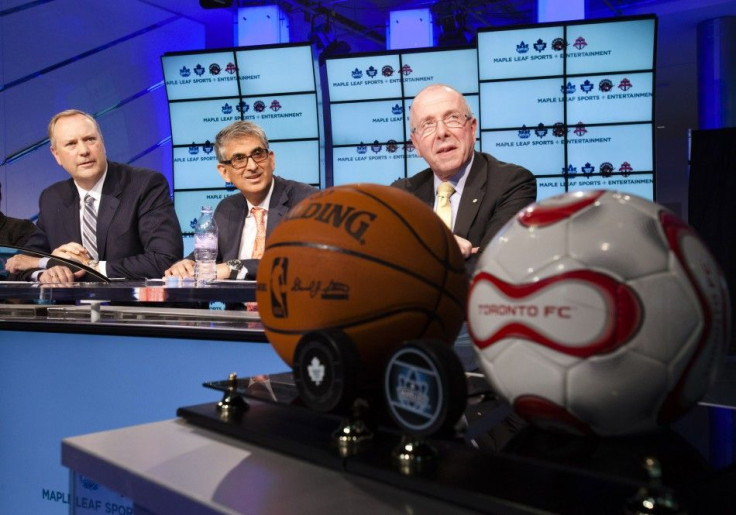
left=468, top=190, right=730, bottom=436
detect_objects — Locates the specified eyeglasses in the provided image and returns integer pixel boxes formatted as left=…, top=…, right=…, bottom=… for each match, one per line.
left=412, top=112, right=472, bottom=138
left=220, top=147, right=270, bottom=169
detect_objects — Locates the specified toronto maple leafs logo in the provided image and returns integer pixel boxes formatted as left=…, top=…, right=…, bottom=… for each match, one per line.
left=581, top=162, right=596, bottom=177
left=194, top=64, right=205, bottom=76
left=236, top=100, right=249, bottom=113
left=203, top=141, right=214, bottom=154
left=371, top=140, right=382, bottom=153
left=533, top=39, right=547, bottom=52
left=366, top=66, right=378, bottom=78
left=535, top=123, right=548, bottom=138
left=79, top=476, right=100, bottom=491
left=307, top=356, right=325, bottom=386
left=580, top=80, right=594, bottom=93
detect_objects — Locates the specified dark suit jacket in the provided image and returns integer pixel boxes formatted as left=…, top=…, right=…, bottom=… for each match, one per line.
left=24, top=161, right=183, bottom=279
left=0, top=213, right=38, bottom=247
left=187, top=175, right=317, bottom=278
left=392, top=151, right=536, bottom=274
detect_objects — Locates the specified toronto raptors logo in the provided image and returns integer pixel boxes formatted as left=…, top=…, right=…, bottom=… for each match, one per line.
left=382, top=65, right=394, bottom=77
left=600, top=162, right=614, bottom=177
left=209, top=63, right=221, bottom=75
left=552, top=38, right=566, bottom=51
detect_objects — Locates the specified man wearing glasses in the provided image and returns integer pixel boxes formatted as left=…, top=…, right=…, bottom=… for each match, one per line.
left=392, top=83, right=536, bottom=276
left=164, top=121, right=317, bottom=280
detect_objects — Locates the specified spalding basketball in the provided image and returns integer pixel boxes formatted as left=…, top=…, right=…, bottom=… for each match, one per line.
left=256, top=184, right=468, bottom=378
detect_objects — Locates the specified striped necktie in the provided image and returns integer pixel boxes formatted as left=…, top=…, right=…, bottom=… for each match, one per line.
left=82, top=194, right=98, bottom=261
left=436, top=182, right=455, bottom=229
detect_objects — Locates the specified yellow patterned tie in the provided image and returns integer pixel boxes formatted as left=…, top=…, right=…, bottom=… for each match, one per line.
left=251, top=207, right=266, bottom=259
left=436, top=182, right=455, bottom=229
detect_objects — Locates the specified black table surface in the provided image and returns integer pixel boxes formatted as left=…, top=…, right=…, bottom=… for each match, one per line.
left=179, top=360, right=736, bottom=515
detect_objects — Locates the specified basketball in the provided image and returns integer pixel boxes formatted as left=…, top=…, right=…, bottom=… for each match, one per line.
left=256, top=183, right=468, bottom=379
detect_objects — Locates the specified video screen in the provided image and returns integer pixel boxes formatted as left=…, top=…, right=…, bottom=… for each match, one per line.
left=162, top=43, right=320, bottom=223
left=325, top=47, right=479, bottom=186
left=477, top=15, right=656, bottom=199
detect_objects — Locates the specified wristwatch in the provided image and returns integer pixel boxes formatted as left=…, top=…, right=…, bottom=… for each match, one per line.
left=226, top=259, right=244, bottom=280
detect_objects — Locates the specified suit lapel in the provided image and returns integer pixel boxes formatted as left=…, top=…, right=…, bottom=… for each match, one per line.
left=221, top=195, right=247, bottom=259
left=62, top=180, right=83, bottom=242
left=414, top=171, right=435, bottom=208
left=454, top=155, right=486, bottom=237
left=96, top=163, right=122, bottom=259
left=266, top=177, right=289, bottom=236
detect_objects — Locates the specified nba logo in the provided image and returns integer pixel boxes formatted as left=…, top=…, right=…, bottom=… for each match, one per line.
left=270, top=257, right=289, bottom=318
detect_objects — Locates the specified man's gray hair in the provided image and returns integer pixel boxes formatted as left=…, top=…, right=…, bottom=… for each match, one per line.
left=214, top=121, right=270, bottom=162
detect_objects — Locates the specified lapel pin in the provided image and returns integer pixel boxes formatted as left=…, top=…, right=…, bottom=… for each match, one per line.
left=473, top=198, right=478, bottom=203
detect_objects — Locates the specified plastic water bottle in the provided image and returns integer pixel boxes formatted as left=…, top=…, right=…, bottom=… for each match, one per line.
left=194, top=206, right=218, bottom=284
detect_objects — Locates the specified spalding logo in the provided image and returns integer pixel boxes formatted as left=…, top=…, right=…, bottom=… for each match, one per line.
left=287, top=201, right=377, bottom=244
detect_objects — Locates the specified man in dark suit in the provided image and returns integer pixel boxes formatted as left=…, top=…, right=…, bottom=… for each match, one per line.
left=392, top=84, right=536, bottom=276
left=10, top=109, right=182, bottom=282
left=164, top=121, right=317, bottom=280
left=0, top=183, right=38, bottom=247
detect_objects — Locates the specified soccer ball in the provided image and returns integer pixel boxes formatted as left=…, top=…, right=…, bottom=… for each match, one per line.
left=467, top=190, right=730, bottom=436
